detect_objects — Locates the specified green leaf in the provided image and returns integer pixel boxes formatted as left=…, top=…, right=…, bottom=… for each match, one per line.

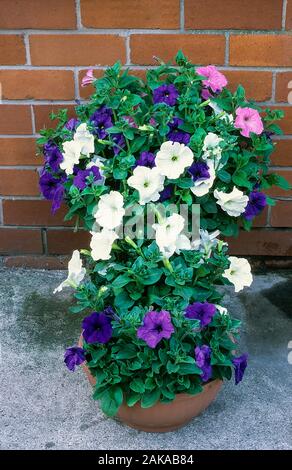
left=232, top=170, right=253, bottom=189
left=141, top=389, right=161, bottom=409
left=177, top=362, right=202, bottom=375
left=100, top=386, right=123, bottom=417
left=130, top=378, right=146, bottom=393
left=217, top=169, right=231, bottom=183
left=126, top=392, right=141, bottom=407
left=113, top=344, right=137, bottom=359
left=112, top=273, right=132, bottom=288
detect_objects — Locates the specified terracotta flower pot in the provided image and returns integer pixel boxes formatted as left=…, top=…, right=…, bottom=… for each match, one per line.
left=81, top=360, right=223, bottom=433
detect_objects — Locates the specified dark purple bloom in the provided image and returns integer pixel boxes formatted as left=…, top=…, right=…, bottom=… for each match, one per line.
left=103, top=306, right=115, bottom=317
left=73, top=166, right=102, bottom=190
left=137, top=310, right=174, bottom=348
left=134, top=151, right=155, bottom=168
left=64, top=346, right=85, bottom=372
left=195, top=345, right=212, bottom=382
left=149, top=117, right=157, bottom=127
left=244, top=191, right=267, bottom=221
left=90, top=105, right=113, bottom=139
left=153, top=84, right=179, bottom=107
left=39, top=171, right=65, bottom=214
left=112, top=133, right=125, bottom=155
left=232, top=353, right=248, bottom=385
left=43, top=141, right=63, bottom=173
left=185, top=302, right=216, bottom=328
left=159, top=184, right=173, bottom=202
left=82, top=311, right=112, bottom=344
left=65, top=118, right=79, bottom=131
left=188, top=161, right=210, bottom=182
left=167, top=117, right=191, bottom=144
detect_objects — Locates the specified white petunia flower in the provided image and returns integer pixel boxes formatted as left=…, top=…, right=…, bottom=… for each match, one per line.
left=74, top=123, right=95, bottom=157
left=60, top=140, right=82, bottom=175
left=127, top=166, right=165, bottom=205
left=94, top=191, right=125, bottom=230
left=90, top=228, right=118, bottom=261
left=209, top=101, right=234, bottom=123
left=223, top=256, right=253, bottom=293
left=202, top=132, right=223, bottom=162
left=191, top=229, right=221, bottom=258
left=153, top=213, right=189, bottom=258
left=54, top=250, right=85, bottom=293
left=215, top=304, right=228, bottom=315
left=190, top=159, right=216, bottom=197
left=214, top=186, right=248, bottom=217
left=155, top=141, right=194, bottom=179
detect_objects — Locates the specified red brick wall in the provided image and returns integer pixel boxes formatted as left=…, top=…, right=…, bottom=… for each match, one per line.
left=1, top=0, right=292, bottom=268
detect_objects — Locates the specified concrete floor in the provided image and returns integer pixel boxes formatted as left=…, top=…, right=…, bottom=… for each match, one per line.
left=0, top=267, right=291, bottom=450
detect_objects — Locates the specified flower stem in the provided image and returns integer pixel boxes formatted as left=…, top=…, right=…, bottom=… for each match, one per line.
left=163, top=257, right=174, bottom=273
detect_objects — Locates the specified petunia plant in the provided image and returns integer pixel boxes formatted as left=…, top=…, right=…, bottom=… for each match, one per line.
left=38, top=51, right=288, bottom=417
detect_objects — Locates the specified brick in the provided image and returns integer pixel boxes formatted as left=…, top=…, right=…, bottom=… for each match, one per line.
left=228, top=230, right=292, bottom=256
left=79, top=69, right=104, bottom=99
left=252, top=207, right=268, bottom=227
left=130, top=34, right=225, bottom=65
left=81, top=0, right=180, bottom=28
left=0, top=169, right=39, bottom=196
left=0, top=70, right=75, bottom=100
left=0, top=0, right=76, bottom=29
left=271, top=140, right=292, bottom=166
left=271, top=200, right=292, bottom=227
left=33, top=105, right=76, bottom=131
left=276, top=72, right=292, bottom=102
left=3, top=255, right=69, bottom=270
left=185, top=0, right=282, bottom=30
left=47, top=230, right=90, bottom=254
left=267, top=170, right=292, bottom=197
left=286, top=0, right=292, bottom=30
left=3, top=200, right=74, bottom=226
left=224, top=70, right=272, bottom=102
left=30, top=35, right=126, bottom=66
left=0, top=106, right=32, bottom=135
left=0, top=228, right=42, bottom=255
left=230, top=35, right=292, bottom=67
left=0, top=35, right=26, bottom=65
left=0, top=138, right=37, bottom=166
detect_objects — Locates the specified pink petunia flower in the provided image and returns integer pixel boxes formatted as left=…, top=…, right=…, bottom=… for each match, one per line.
left=197, top=65, right=227, bottom=93
left=81, top=69, right=95, bottom=87
left=234, top=107, right=264, bottom=138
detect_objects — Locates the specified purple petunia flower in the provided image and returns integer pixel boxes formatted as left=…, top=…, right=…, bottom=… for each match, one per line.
left=185, top=302, right=216, bottom=328
left=90, top=105, right=113, bottom=139
left=65, top=118, right=79, bottom=131
left=43, top=141, right=63, bottom=173
left=232, top=353, right=248, bottom=385
left=134, top=151, right=156, bottom=168
left=64, top=346, right=86, bottom=372
left=243, top=191, right=267, bottom=221
left=137, top=310, right=174, bottom=348
left=112, top=133, right=126, bottom=155
left=82, top=311, right=113, bottom=344
left=39, top=170, right=65, bottom=214
left=73, top=166, right=102, bottom=190
left=123, top=115, right=138, bottom=128
left=188, top=161, right=210, bottom=182
left=159, top=184, right=173, bottom=202
left=195, top=345, right=212, bottom=382
left=167, top=117, right=191, bottom=144
left=153, top=84, right=179, bottom=107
